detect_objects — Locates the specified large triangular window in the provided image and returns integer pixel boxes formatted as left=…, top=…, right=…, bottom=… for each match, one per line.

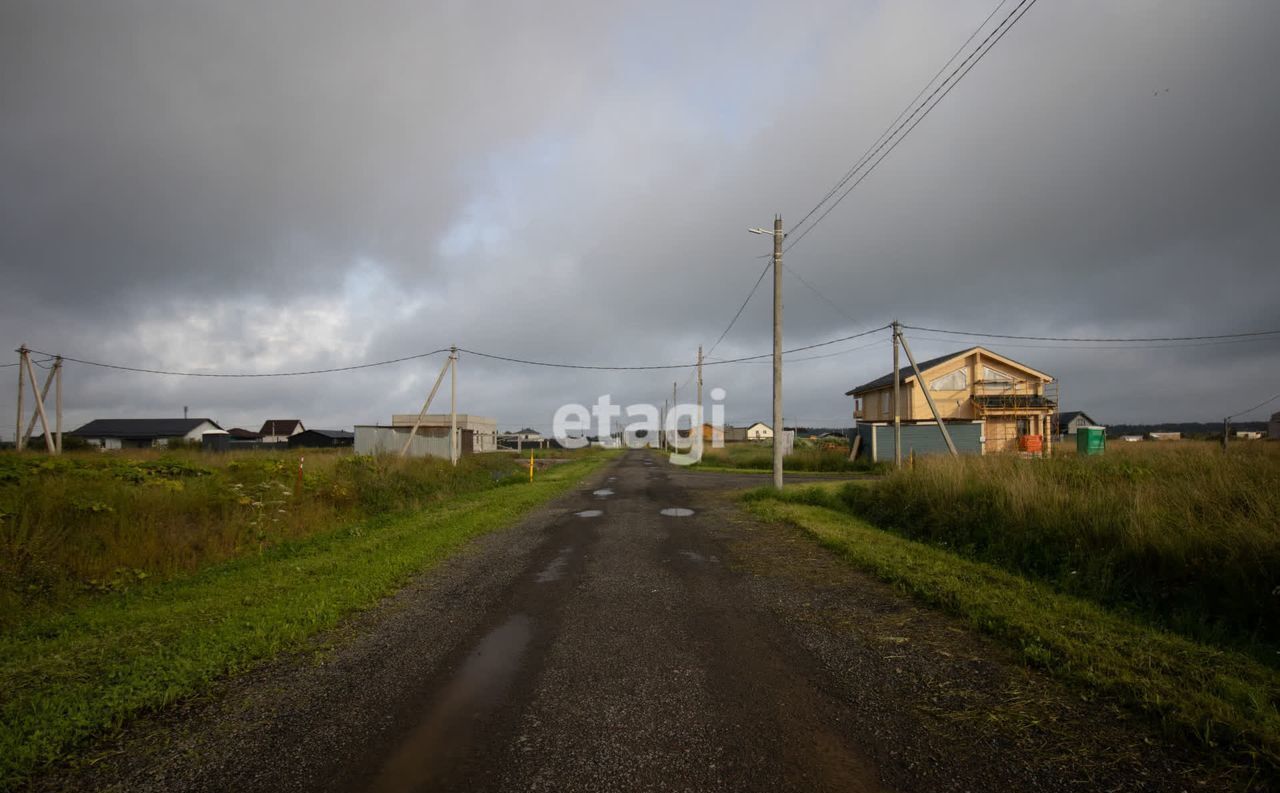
left=930, top=368, right=967, bottom=391
left=983, top=366, right=1015, bottom=383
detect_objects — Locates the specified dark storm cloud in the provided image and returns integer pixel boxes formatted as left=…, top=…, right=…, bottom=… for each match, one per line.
left=2, top=0, right=1279, bottom=438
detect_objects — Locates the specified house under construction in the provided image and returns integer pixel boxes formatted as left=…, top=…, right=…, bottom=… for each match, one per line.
left=846, top=346, right=1059, bottom=457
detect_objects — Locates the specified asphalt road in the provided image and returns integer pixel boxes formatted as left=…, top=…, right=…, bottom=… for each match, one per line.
left=45, top=450, right=1232, bottom=792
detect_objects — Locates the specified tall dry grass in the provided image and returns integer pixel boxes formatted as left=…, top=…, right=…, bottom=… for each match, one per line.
left=0, top=449, right=524, bottom=622
left=813, top=441, right=1280, bottom=652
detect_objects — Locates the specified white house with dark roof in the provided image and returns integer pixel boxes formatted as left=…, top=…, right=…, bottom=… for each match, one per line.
left=258, top=419, right=305, bottom=443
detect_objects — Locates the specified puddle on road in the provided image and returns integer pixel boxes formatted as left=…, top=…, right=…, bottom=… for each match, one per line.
left=592, top=488, right=614, bottom=497
left=678, top=549, right=705, bottom=563
left=367, top=614, right=532, bottom=792
left=535, top=546, right=574, bottom=583
left=660, top=507, right=695, bottom=517
left=575, top=509, right=603, bottom=518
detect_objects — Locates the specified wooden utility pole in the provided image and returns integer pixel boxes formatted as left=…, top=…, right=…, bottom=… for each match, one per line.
left=449, top=346, right=458, bottom=465
left=16, top=345, right=26, bottom=452
left=400, top=353, right=454, bottom=457
left=771, top=215, right=784, bottom=490
left=898, top=328, right=958, bottom=457
left=892, top=322, right=902, bottom=468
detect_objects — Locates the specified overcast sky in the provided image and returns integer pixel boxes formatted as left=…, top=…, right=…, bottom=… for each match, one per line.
left=3, top=0, right=1278, bottom=437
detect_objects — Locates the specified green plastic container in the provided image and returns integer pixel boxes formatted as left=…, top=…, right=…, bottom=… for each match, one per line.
left=1076, top=426, right=1106, bottom=455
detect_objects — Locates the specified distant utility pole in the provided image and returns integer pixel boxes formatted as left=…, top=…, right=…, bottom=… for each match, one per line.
left=1222, top=417, right=1230, bottom=451
left=449, top=346, right=458, bottom=466
left=661, top=399, right=668, bottom=450
left=892, top=321, right=902, bottom=469
left=696, top=345, right=703, bottom=442
left=672, top=380, right=678, bottom=448
left=750, top=216, right=785, bottom=489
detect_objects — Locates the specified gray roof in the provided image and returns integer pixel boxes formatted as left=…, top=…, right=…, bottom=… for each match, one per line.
left=298, top=429, right=354, bottom=439
left=845, top=351, right=966, bottom=396
left=69, top=418, right=221, bottom=439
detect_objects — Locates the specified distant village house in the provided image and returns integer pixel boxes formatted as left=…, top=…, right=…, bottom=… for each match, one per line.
left=69, top=418, right=223, bottom=450
left=258, top=419, right=305, bottom=443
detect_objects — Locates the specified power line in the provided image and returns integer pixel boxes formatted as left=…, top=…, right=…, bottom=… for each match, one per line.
left=901, top=325, right=1280, bottom=343
left=22, top=348, right=452, bottom=377
left=1227, top=392, right=1280, bottom=421
left=706, top=259, right=773, bottom=358
left=781, top=261, right=869, bottom=328
left=789, top=0, right=1012, bottom=235
left=14, top=327, right=890, bottom=379
left=459, top=325, right=889, bottom=371
left=907, top=333, right=1280, bottom=351
left=785, top=0, right=1041, bottom=254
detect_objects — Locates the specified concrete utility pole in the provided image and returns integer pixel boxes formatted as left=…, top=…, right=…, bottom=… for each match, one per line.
left=400, top=353, right=454, bottom=457
left=892, top=322, right=902, bottom=469
left=16, top=345, right=26, bottom=452
left=449, top=346, right=458, bottom=465
left=696, top=345, right=703, bottom=441
left=771, top=216, right=785, bottom=489
left=54, top=357, right=63, bottom=454
left=1222, top=417, right=1230, bottom=451
left=661, top=399, right=668, bottom=450
left=672, top=380, right=678, bottom=449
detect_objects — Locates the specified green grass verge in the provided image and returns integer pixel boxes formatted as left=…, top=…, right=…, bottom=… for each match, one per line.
left=745, top=496, right=1280, bottom=780
left=0, top=457, right=603, bottom=790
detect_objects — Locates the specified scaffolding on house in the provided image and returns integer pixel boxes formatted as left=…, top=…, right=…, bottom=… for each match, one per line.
left=970, top=374, right=1059, bottom=455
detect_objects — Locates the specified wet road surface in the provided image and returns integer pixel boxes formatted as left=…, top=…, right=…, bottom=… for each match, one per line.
left=346, top=450, right=883, bottom=792
left=47, top=450, right=1231, bottom=792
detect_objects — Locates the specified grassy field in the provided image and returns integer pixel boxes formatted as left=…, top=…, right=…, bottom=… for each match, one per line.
left=745, top=496, right=1280, bottom=780
left=0, top=450, right=607, bottom=789
left=692, top=441, right=883, bottom=473
left=746, top=440, right=1280, bottom=779
left=0, top=448, right=604, bottom=624
left=770, top=441, right=1280, bottom=655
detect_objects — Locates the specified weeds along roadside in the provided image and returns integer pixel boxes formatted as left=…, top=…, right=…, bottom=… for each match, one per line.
left=748, top=441, right=1280, bottom=658
left=0, top=448, right=607, bottom=626
left=0, top=452, right=609, bottom=790
left=745, top=495, right=1280, bottom=783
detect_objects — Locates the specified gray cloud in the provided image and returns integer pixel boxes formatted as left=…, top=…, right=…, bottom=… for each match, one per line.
left=3, top=0, right=1279, bottom=439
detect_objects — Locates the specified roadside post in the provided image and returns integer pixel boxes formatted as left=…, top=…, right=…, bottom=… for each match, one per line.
left=529, top=452, right=534, bottom=483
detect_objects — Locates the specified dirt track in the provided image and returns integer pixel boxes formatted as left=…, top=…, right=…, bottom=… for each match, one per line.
left=37, top=450, right=1235, bottom=792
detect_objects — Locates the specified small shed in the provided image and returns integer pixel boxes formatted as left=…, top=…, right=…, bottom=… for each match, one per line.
left=289, top=429, right=354, bottom=449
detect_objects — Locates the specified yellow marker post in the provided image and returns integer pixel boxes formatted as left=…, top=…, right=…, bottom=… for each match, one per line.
left=529, top=452, right=535, bottom=483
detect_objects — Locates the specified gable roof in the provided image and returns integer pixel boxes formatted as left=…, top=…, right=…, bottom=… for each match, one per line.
left=69, top=418, right=222, bottom=439
left=745, top=421, right=771, bottom=431
left=845, top=347, right=1052, bottom=396
left=258, top=419, right=303, bottom=435
left=1056, top=410, right=1097, bottom=426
